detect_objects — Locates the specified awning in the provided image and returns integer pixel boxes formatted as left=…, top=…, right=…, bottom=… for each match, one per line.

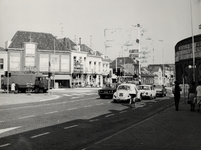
left=54, top=75, right=71, bottom=80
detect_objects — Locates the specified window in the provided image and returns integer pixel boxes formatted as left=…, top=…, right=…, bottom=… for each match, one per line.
left=51, top=55, right=59, bottom=72
left=39, top=54, right=49, bottom=71
left=25, top=43, right=36, bottom=67
left=61, top=55, right=69, bottom=72
left=10, top=53, right=20, bottom=71
left=89, top=61, right=91, bottom=70
left=0, top=58, right=3, bottom=69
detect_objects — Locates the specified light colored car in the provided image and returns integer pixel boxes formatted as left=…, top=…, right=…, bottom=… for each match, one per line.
left=155, top=85, right=167, bottom=97
left=138, top=84, right=156, bottom=100
left=113, top=83, right=140, bottom=103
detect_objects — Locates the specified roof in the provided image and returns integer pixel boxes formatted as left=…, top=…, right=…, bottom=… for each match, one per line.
left=110, top=57, right=138, bottom=68
left=9, top=31, right=69, bottom=51
left=58, top=38, right=77, bottom=50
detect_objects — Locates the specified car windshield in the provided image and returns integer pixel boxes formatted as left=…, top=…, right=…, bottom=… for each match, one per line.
left=139, top=86, right=150, bottom=90
left=118, top=85, right=130, bottom=90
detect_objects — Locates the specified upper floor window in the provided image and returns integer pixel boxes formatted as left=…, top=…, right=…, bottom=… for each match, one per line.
left=0, top=58, right=3, bottom=69
left=39, top=54, right=49, bottom=71
left=10, top=53, right=20, bottom=71
left=25, top=43, right=36, bottom=67
left=51, top=55, right=59, bottom=72
left=61, top=55, right=70, bottom=72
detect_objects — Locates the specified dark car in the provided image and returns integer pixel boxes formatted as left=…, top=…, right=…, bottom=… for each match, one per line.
left=98, top=83, right=116, bottom=99
left=155, top=85, right=167, bottom=97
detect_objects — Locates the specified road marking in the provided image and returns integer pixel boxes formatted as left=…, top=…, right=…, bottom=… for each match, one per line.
left=105, top=114, right=114, bottom=118
left=18, top=115, right=35, bottom=119
left=71, top=97, right=79, bottom=99
left=96, top=103, right=104, bottom=106
left=89, top=119, right=99, bottom=122
left=120, top=111, right=127, bottom=113
left=45, top=111, right=58, bottom=115
left=63, top=94, right=71, bottom=96
left=0, top=97, right=98, bottom=111
left=84, top=105, right=92, bottom=108
left=0, top=143, right=10, bottom=148
left=94, top=113, right=159, bottom=145
left=39, top=95, right=60, bottom=102
left=30, top=132, right=50, bottom=138
left=0, top=120, right=4, bottom=123
left=0, top=126, right=21, bottom=134
left=64, top=125, right=78, bottom=129
left=67, top=108, right=77, bottom=111
left=84, top=93, right=96, bottom=95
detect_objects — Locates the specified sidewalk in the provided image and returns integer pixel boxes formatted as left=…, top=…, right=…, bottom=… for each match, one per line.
left=85, top=100, right=201, bottom=150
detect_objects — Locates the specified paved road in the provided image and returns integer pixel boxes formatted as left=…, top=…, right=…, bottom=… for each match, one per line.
left=1, top=88, right=200, bottom=150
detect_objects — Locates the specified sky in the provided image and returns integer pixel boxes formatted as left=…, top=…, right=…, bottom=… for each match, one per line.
left=0, top=0, right=201, bottom=65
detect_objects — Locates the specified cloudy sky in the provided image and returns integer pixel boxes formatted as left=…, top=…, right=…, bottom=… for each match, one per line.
left=0, top=0, right=201, bottom=64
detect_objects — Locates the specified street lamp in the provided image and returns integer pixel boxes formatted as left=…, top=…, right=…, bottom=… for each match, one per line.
left=132, top=24, right=141, bottom=84
left=190, top=0, right=196, bottom=82
left=159, top=40, right=164, bottom=85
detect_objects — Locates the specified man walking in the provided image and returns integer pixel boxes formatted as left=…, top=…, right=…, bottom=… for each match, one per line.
left=172, top=81, right=182, bottom=111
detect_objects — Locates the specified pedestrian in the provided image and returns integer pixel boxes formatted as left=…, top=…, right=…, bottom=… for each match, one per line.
left=196, top=81, right=201, bottom=112
left=188, top=81, right=196, bottom=111
left=172, top=81, right=182, bottom=111
left=11, top=82, right=15, bottom=93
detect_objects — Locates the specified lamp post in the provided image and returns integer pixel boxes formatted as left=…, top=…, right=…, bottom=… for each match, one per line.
left=190, top=0, right=196, bottom=82
left=159, top=40, right=164, bottom=85
left=132, top=24, right=141, bottom=84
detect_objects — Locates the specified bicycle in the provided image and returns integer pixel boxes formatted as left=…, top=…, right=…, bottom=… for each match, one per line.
left=129, top=94, right=136, bottom=108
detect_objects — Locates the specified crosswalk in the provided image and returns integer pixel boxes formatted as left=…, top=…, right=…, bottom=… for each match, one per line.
left=62, top=92, right=97, bottom=97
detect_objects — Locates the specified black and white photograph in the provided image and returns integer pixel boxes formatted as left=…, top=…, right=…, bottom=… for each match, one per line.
left=0, top=0, right=201, bottom=149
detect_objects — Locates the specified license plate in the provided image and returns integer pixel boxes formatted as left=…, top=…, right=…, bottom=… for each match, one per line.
left=104, top=91, right=108, bottom=93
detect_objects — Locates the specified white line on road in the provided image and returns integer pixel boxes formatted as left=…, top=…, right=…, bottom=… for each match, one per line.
left=18, top=115, right=35, bottom=119
left=105, top=114, right=114, bottom=118
left=30, top=132, right=50, bottom=139
left=0, top=97, right=98, bottom=111
left=89, top=119, right=99, bottom=122
left=0, top=143, right=10, bottom=148
left=67, top=108, right=77, bottom=111
left=64, top=125, right=78, bottom=129
left=96, top=103, right=104, bottom=106
left=71, top=97, right=79, bottom=99
left=0, top=126, right=22, bottom=135
left=84, top=105, right=92, bottom=108
left=45, top=111, right=58, bottom=115
left=0, top=120, right=4, bottom=123
left=63, top=94, right=71, bottom=96
left=120, top=111, right=127, bottom=113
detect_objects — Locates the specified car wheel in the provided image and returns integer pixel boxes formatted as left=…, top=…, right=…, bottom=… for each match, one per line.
left=113, top=99, right=117, bottom=103
left=100, top=96, right=105, bottom=99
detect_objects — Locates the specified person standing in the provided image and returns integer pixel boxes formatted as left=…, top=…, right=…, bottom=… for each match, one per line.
left=11, top=82, right=15, bottom=93
left=196, top=81, right=201, bottom=112
left=172, top=81, right=182, bottom=111
left=188, top=81, right=196, bottom=111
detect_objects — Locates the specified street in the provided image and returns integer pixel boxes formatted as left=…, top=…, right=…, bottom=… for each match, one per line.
left=0, top=89, right=174, bottom=150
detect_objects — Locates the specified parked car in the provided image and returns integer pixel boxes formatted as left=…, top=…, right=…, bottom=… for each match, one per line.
left=113, top=83, right=141, bottom=103
left=138, top=84, right=156, bottom=100
left=98, top=84, right=116, bottom=99
left=155, top=85, right=167, bottom=97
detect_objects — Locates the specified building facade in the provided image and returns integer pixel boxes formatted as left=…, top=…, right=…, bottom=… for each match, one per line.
left=2, top=31, right=71, bottom=88
left=175, top=34, right=201, bottom=84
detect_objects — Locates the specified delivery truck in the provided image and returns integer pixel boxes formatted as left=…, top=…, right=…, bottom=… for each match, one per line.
left=2, top=73, right=51, bottom=93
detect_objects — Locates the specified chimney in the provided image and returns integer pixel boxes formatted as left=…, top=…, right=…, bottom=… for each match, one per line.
left=64, top=37, right=67, bottom=48
left=79, top=38, right=81, bottom=45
